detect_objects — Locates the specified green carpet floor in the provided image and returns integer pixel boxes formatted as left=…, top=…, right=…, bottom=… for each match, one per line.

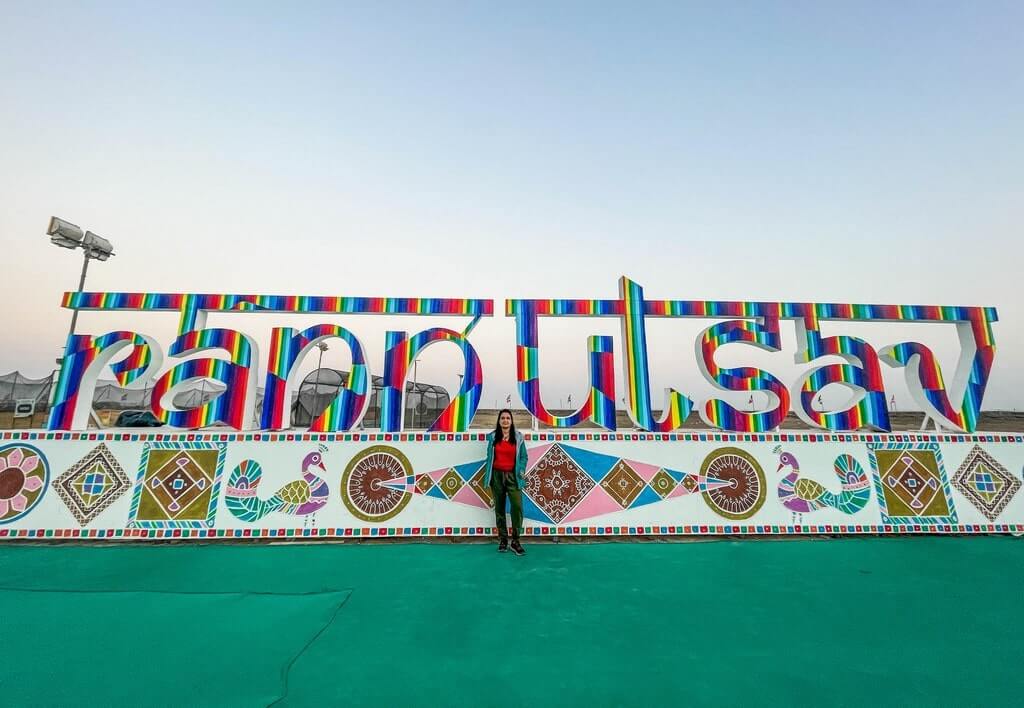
left=1, top=537, right=1021, bottom=707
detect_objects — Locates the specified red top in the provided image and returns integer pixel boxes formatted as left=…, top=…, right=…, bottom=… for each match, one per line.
left=493, top=438, right=516, bottom=471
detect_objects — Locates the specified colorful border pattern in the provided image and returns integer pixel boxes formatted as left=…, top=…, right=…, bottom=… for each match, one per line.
left=2, top=522, right=1020, bottom=540
left=5, top=430, right=1023, bottom=445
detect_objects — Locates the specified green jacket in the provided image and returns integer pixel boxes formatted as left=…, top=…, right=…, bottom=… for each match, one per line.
left=483, top=430, right=529, bottom=490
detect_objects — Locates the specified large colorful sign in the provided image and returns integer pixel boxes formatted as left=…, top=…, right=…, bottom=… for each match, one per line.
left=0, top=431, right=1021, bottom=539
left=47, top=276, right=998, bottom=434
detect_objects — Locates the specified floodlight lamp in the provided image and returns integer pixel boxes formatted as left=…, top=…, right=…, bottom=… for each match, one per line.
left=47, top=216, right=84, bottom=243
left=49, top=234, right=80, bottom=249
left=83, top=231, right=114, bottom=258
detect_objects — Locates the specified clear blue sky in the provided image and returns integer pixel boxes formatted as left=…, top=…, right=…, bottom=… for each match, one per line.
left=0, top=1, right=1021, bottom=411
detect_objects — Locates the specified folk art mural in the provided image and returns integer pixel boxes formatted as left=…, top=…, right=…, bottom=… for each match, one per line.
left=0, top=431, right=1021, bottom=539
left=46, top=276, right=997, bottom=435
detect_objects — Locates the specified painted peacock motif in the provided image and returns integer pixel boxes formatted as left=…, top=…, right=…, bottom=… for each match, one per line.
left=776, top=449, right=870, bottom=520
left=225, top=449, right=330, bottom=522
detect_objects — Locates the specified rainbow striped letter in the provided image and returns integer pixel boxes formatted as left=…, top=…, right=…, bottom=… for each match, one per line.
left=514, top=299, right=617, bottom=429
left=150, top=328, right=258, bottom=430
left=380, top=328, right=482, bottom=432
left=620, top=277, right=693, bottom=432
left=793, top=316, right=889, bottom=432
left=879, top=315, right=995, bottom=433
left=261, top=325, right=370, bottom=431
left=48, top=331, right=162, bottom=431
left=697, top=316, right=790, bottom=432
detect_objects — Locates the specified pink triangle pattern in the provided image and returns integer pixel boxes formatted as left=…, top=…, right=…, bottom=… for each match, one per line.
left=526, top=443, right=554, bottom=467
left=450, top=484, right=488, bottom=509
left=627, top=459, right=663, bottom=483
left=563, top=486, right=626, bottom=523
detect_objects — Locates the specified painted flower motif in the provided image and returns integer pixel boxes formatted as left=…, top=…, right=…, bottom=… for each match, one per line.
left=0, top=445, right=48, bottom=522
left=545, top=470, right=569, bottom=494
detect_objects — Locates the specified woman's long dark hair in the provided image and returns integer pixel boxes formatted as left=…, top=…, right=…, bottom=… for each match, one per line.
left=492, top=408, right=517, bottom=444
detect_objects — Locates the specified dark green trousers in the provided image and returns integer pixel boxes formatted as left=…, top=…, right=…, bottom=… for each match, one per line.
left=490, top=470, right=523, bottom=540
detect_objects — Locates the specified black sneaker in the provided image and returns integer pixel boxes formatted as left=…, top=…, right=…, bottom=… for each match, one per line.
left=510, top=540, right=525, bottom=556
left=497, top=538, right=508, bottom=553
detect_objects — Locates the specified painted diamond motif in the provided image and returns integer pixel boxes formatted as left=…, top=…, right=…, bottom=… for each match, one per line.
left=681, top=475, right=699, bottom=494
left=869, top=444, right=956, bottom=525
left=971, top=469, right=1000, bottom=500
left=55, top=443, right=130, bottom=526
left=524, top=444, right=595, bottom=523
left=601, top=460, right=645, bottom=508
left=415, top=474, right=436, bottom=495
left=883, top=454, right=941, bottom=512
left=468, top=465, right=493, bottom=506
left=650, top=469, right=678, bottom=499
left=952, top=445, right=1020, bottom=521
left=74, top=471, right=108, bottom=505
left=129, top=443, right=224, bottom=528
left=152, top=459, right=207, bottom=515
left=438, top=468, right=465, bottom=499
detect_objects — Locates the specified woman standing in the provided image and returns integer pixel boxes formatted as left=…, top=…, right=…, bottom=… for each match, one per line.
left=484, top=409, right=528, bottom=555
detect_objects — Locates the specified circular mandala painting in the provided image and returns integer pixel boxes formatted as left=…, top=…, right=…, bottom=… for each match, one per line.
left=340, top=446, right=413, bottom=522
left=0, top=444, right=50, bottom=524
left=699, top=447, right=766, bottom=520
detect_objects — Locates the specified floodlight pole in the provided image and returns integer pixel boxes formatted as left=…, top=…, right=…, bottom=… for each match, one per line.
left=315, top=342, right=328, bottom=416
left=46, top=217, right=115, bottom=427
left=412, top=358, right=420, bottom=429
left=66, top=248, right=92, bottom=342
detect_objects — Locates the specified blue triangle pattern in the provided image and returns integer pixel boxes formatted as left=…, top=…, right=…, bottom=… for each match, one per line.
left=628, top=484, right=663, bottom=509
left=520, top=492, right=553, bottom=524
left=559, top=444, right=619, bottom=482
left=664, top=468, right=687, bottom=483
left=454, top=460, right=485, bottom=481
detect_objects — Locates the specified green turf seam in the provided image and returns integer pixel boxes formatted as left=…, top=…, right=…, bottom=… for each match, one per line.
left=266, top=590, right=354, bottom=707
left=0, top=586, right=354, bottom=707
